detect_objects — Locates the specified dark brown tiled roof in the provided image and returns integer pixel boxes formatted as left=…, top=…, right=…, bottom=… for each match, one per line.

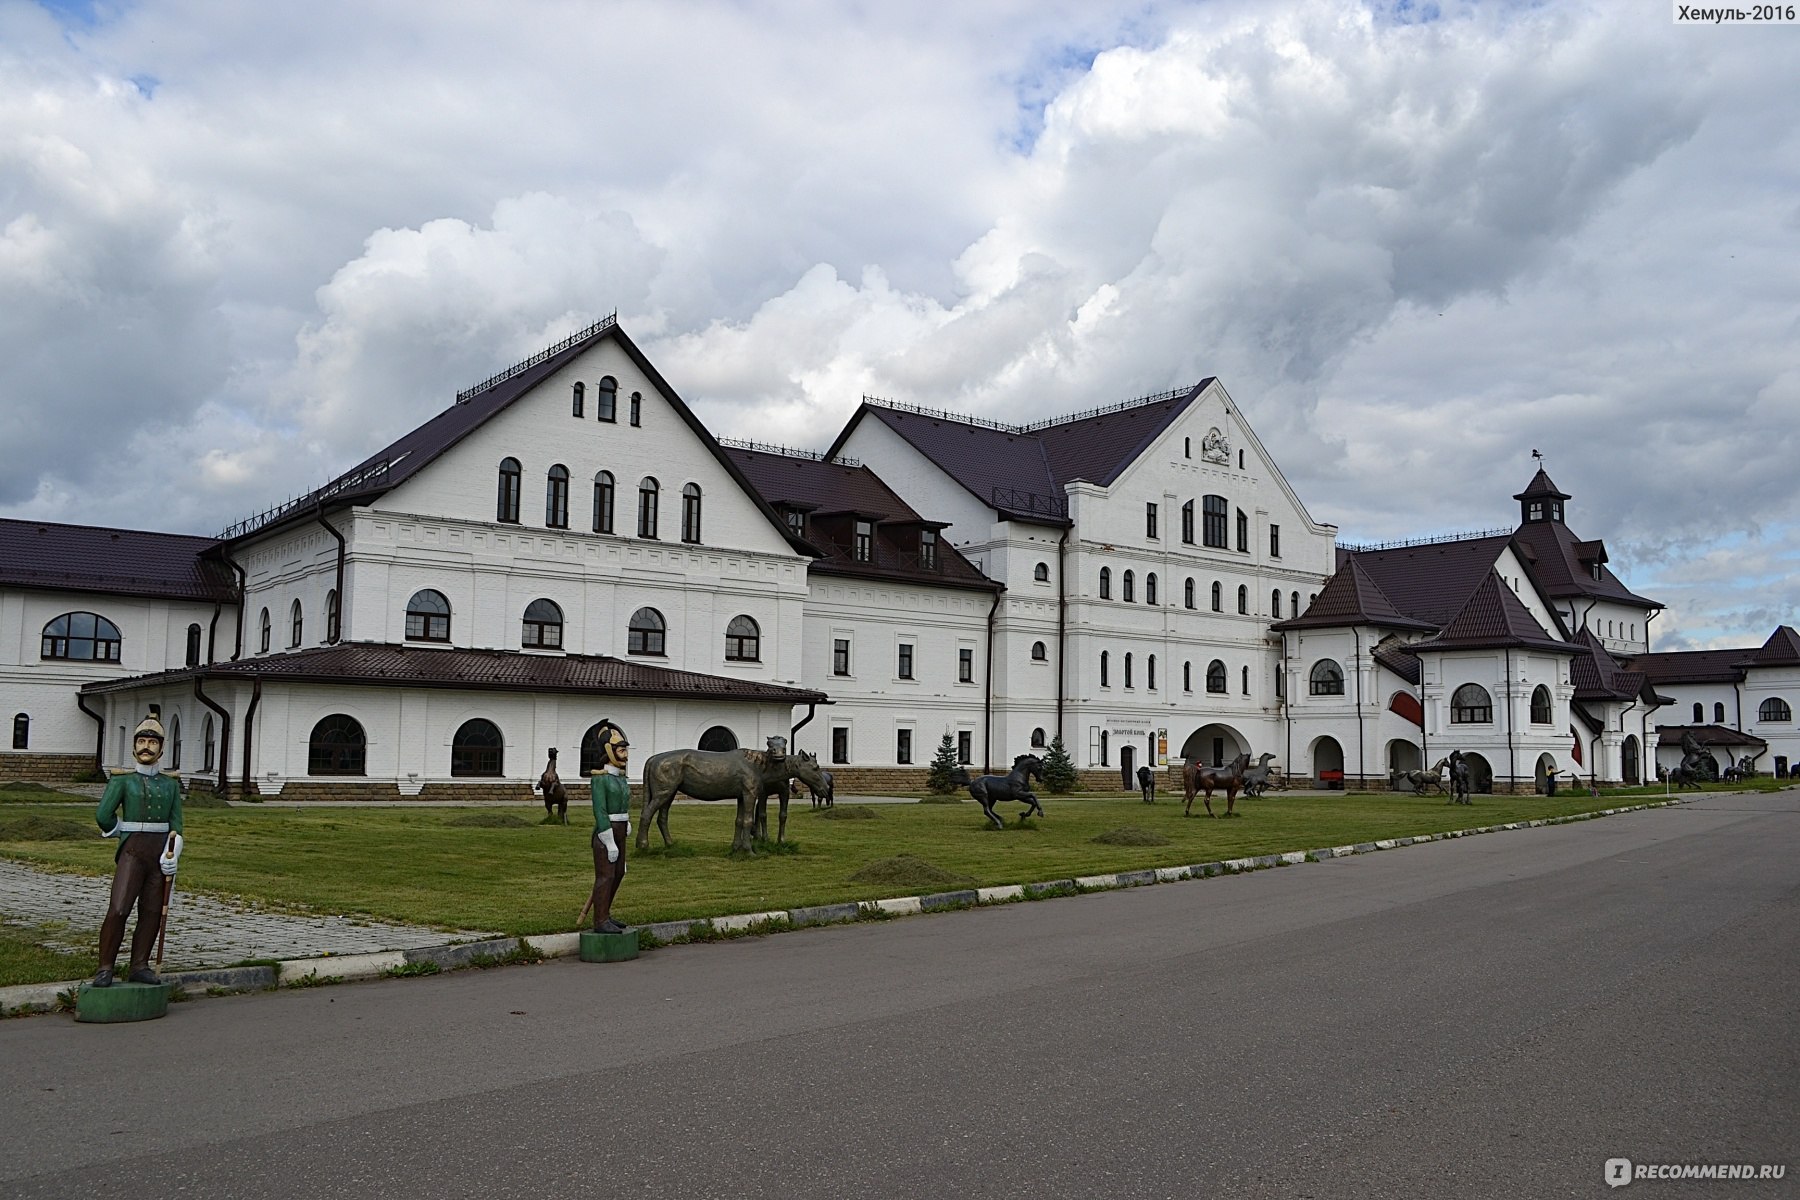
left=1271, top=556, right=1436, bottom=633
left=1743, top=625, right=1800, bottom=667
left=725, top=448, right=997, bottom=592
left=0, top=518, right=236, bottom=603
left=1341, top=535, right=1513, bottom=628
left=1654, top=724, right=1768, bottom=749
left=81, top=644, right=827, bottom=704
left=221, top=320, right=810, bottom=557
left=1509, top=518, right=1658, bottom=609
left=1568, top=628, right=1651, bottom=702
left=1628, top=647, right=1749, bottom=685
left=1406, top=572, right=1575, bottom=655
left=828, top=384, right=1212, bottom=526
left=1372, top=642, right=1422, bottom=684
left=1512, top=468, right=1571, bottom=502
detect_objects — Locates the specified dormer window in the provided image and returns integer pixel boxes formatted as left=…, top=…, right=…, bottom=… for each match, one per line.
left=919, top=528, right=937, bottom=570
left=785, top=509, right=805, bottom=538
left=1592, top=562, right=1603, bottom=581
left=854, top=520, right=873, bottom=562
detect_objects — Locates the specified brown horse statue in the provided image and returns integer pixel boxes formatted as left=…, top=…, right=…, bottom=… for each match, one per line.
left=537, top=747, right=569, bottom=824
left=1183, top=752, right=1251, bottom=818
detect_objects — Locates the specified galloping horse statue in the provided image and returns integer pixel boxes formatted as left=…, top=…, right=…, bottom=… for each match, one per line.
left=638, top=736, right=829, bottom=854
left=952, top=755, right=1046, bottom=829
left=1390, top=759, right=1447, bottom=796
left=537, top=747, right=570, bottom=824
left=1184, top=752, right=1251, bottom=818
left=1240, top=752, right=1280, bottom=797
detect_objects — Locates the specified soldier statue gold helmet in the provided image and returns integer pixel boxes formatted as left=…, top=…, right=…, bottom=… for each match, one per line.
left=596, top=720, right=630, bottom=770
left=132, top=715, right=166, bottom=744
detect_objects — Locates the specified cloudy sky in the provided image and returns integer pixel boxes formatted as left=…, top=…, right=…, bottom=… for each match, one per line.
left=2, top=0, right=1795, bottom=649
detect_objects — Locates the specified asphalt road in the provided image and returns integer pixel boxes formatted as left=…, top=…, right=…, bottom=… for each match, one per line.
left=4, top=792, right=1795, bottom=1199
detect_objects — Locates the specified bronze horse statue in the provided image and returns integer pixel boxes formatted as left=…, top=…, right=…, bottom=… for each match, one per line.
left=952, top=755, right=1046, bottom=829
left=1183, top=752, right=1251, bottom=818
left=537, top=747, right=569, bottom=824
left=1390, top=759, right=1446, bottom=796
left=1445, top=750, right=1473, bottom=805
left=637, top=736, right=830, bottom=854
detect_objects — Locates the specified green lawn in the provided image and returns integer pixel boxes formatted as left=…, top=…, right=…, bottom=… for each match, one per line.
left=1, top=786, right=1735, bottom=950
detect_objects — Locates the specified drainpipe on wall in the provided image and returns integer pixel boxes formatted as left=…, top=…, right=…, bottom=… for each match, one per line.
left=1055, top=528, right=1069, bottom=745
left=206, top=602, right=222, bottom=665
left=240, top=675, right=262, bottom=795
left=791, top=700, right=819, bottom=741
left=1505, top=648, right=1517, bottom=792
left=983, top=589, right=1002, bottom=774
left=193, top=674, right=232, bottom=796
left=1281, top=632, right=1293, bottom=783
left=225, top=553, right=247, bottom=661
left=315, top=503, right=347, bottom=644
left=1352, top=628, right=1366, bottom=787
left=1645, top=607, right=1660, bottom=652
left=76, top=691, right=106, bottom=775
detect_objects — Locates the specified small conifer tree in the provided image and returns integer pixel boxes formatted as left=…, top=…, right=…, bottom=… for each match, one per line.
left=927, top=732, right=963, bottom=794
left=1040, top=735, right=1079, bottom=794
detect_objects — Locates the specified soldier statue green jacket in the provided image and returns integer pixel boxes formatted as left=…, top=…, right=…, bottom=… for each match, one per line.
left=95, top=771, right=184, bottom=859
left=591, top=769, right=631, bottom=823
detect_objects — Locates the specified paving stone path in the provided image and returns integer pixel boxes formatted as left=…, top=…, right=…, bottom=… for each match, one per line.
left=0, top=860, right=494, bottom=970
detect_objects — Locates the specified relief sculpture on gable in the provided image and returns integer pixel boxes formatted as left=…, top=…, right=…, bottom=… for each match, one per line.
left=1201, top=426, right=1231, bottom=464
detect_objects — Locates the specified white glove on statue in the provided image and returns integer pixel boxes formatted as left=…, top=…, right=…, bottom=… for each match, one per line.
left=597, top=826, right=619, bottom=864
left=159, top=832, right=184, bottom=877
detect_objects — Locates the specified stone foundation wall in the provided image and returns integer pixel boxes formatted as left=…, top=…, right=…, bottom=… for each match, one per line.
left=0, top=751, right=97, bottom=783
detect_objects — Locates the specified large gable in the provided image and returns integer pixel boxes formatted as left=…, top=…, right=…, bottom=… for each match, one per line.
left=1406, top=572, right=1575, bottom=655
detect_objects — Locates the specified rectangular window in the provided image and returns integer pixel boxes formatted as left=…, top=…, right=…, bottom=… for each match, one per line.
left=1146, top=502, right=1158, bottom=540
left=1203, top=495, right=1228, bottom=548
left=1181, top=500, right=1194, bottom=544
left=897, top=642, right=914, bottom=680
left=957, top=730, right=972, bottom=765
left=833, top=638, right=851, bottom=676
left=896, top=728, right=912, bottom=765
left=831, top=726, right=849, bottom=765
left=958, top=647, right=974, bottom=683
left=1269, top=524, right=1281, bottom=558
left=855, top=520, right=874, bottom=562
left=919, top=528, right=937, bottom=569
left=785, top=509, right=805, bottom=538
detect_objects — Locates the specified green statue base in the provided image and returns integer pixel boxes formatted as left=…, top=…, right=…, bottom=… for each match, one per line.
left=579, top=929, right=639, bottom=963
left=75, top=981, right=172, bottom=1023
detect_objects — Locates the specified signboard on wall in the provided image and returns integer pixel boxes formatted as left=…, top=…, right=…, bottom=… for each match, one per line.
left=1157, top=729, right=1168, bottom=766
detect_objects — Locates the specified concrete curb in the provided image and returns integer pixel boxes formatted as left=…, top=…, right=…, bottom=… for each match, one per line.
left=0, top=798, right=1690, bottom=1016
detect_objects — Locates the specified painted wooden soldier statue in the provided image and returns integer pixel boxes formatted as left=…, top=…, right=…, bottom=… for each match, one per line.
left=92, top=715, right=184, bottom=987
left=588, top=721, right=632, bottom=934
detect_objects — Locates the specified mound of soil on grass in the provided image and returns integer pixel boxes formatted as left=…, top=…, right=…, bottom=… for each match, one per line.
left=818, top=805, right=879, bottom=820
left=0, top=816, right=89, bottom=841
left=848, top=854, right=976, bottom=890
left=442, top=811, right=533, bottom=828
left=918, top=794, right=964, bottom=804
left=1090, top=826, right=1172, bottom=847
left=0, top=781, right=57, bottom=792
left=182, top=791, right=231, bottom=809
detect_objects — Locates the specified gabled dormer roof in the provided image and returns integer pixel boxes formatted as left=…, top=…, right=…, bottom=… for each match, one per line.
left=1270, top=556, right=1435, bottom=633
left=1569, top=628, right=1654, bottom=702
left=1509, top=518, right=1658, bottom=610
left=1406, top=572, right=1576, bottom=655
left=1741, top=624, right=1800, bottom=668
left=217, top=317, right=813, bottom=557
left=1338, top=534, right=1514, bottom=629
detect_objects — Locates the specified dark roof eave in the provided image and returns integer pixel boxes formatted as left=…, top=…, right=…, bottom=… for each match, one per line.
left=808, top=560, right=1002, bottom=593
left=1409, top=636, right=1581, bottom=656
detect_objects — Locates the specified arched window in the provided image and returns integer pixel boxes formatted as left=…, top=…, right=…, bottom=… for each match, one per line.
left=1184, top=436, right=1191, bottom=459
left=1291, top=591, right=1300, bottom=617
left=450, top=718, right=503, bottom=777
left=1185, top=578, right=1196, bottom=609
left=546, top=464, right=570, bottom=528
left=698, top=725, right=738, bottom=752
left=185, top=623, right=202, bottom=667
left=1760, top=698, right=1792, bottom=723
left=1206, top=660, right=1227, bottom=694
left=1531, top=685, right=1553, bottom=724
left=12, top=713, right=28, bottom=750
left=259, top=608, right=271, bottom=654
left=1211, top=581, right=1223, bottom=612
left=521, top=599, right=564, bottom=649
left=201, top=713, right=214, bottom=772
left=1692, top=702, right=1704, bottom=722
left=41, top=612, right=122, bottom=662
left=1237, top=585, right=1248, bottom=615
left=1241, top=664, right=1250, bottom=694
left=628, top=607, right=666, bottom=656
left=571, top=381, right=585, bottom=417
left=326, top=589, right=340, bottom=643
left=1099, top=567, right=1112, bottom=599
left=681, top=483, right=702, bottom=544
left=1310, top=593, right=1318, bottom=606
left=307, top=714, right=366, bottom=776
left=1271, top=590, right=1282, bottom=618
left=593, top=470, right=615, bottom=534
left=1123, top=570, right=1135, bottom=603
left=725, top=615, right=760, bottom=661
left=1713, top=702, right=1726, bottom=723
left=1124, top=653, right=1133, bottom=688
left=596, top=376, right=618, bottom=422
left=1099, top=729, right=1109, bottom=765
left=637, top=477, right=660, bottom=538
left=1181, top=499, right=1195, bottom=543
left=1030, top=727, right=1046, bottom=748
left=1100, top=650, right=1110, bottom=687
left=289, top=599, right=303, bottom=647
left=1148, top=654, right=1157, bottom=690
left=496, top=457, right=522, bottom=523
left=1031, top=641, right=1047, bottom=661
left=405, top=589, right=451, bottom=642
left=1034, top=562, right=1050, bottom=582
left=1236, top=509, right=1249, bottom=552
left=1309, top=660, right=1345, bottom=696
left=630, top=391, right=643, bottom=426
left=1203, top=495, right=1228, bottom=547
left=168, top=714, right=181, bottom=770
left=1183, top=662, right=1192, bottom=692
left=1451, top=684, right=1493, bottom=724
left=1146, top=573, right=1158, bottom=605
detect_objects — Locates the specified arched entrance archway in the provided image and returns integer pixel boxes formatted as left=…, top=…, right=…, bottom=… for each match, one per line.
left=1534, top=753, right=1559, bottom=794
left=698, top=725, right=738, bottom=752
left=1310, top=736, right=1344, bottom=787
left=1120, top=745, right=1136, bottom=791
left=1462, top=752, right=1495, bottom=794
left=1622, top=735, right=1640, bottom=785
left=1386, top=739, right=1421, bottom=773
left=1179, top=723, right=1250, bottom=768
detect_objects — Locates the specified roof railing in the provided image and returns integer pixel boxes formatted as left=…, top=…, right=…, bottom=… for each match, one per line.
left=215, top=457, right=397, bottom=541
left=716, top=436, right=861, bottom=467
left=1339, top=527, right=1513, bottom=553
left=991, top=486, right=1069, bottom=519
left=862, top=383, right=1199, bottom=435
left=455, top=312, right=617, bottom=404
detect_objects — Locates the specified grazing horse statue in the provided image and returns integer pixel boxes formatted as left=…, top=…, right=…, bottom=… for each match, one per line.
left=952, top=755, right=1046, bottom=829
left=1184, top=752, right=1251, bottom=818
left=1390, top=759, right=1446, bottom=796
left=537, top=747, right=569, bottom=824
left=1240, top=752, right=1280, bottom=797
left=638, top=736, right=818, bottom=853
left=751, top=750, right=831, bottom=842
left=1446, top=751, right=1473, bottom=805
